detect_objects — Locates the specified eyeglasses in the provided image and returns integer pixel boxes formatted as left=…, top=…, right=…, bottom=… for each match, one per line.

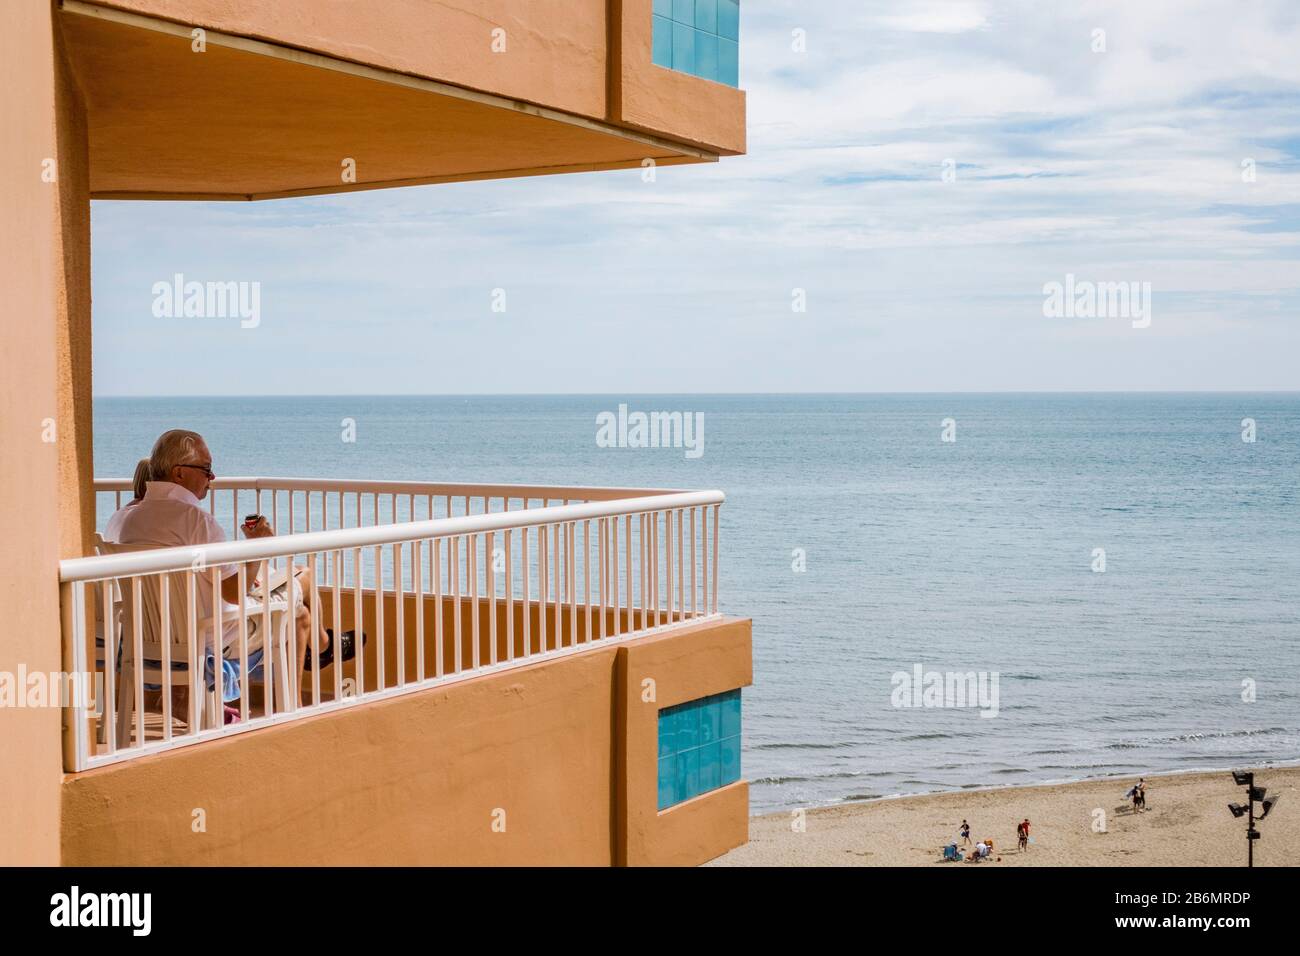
left=177, top=463, right=215, bottom=480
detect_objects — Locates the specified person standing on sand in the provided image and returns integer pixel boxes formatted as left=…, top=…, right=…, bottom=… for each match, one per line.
left=1017, top=818, right=1030, bottom=851
left=960, top=820, right=971, bottom=846
left=1136, top=778, right=1147, bottom=812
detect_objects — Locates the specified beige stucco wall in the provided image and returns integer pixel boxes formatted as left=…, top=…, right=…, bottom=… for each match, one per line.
left=612, top=0, right=746, bottom=154
left=618, top=618, right=751, bottom=865
left=0, top=1, right=88, bottom=866
left=54, top=19, right=96, bottom=560
left=62, top=614, right=752, bottom=865
left=95, top=0, right=611, bottom=121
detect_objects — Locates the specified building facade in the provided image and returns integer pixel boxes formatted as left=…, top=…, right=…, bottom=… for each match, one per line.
left=0, top=0, right=749, bottom=866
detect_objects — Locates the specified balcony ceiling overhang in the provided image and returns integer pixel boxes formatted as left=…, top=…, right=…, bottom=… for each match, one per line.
left=60, top=1, right=717, bottom=201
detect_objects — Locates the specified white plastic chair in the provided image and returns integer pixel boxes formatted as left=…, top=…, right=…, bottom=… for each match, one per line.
left=96, top=539, right=293, bottom=748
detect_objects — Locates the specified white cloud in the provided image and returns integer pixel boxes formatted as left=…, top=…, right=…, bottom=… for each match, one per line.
left=92, top=0, right=1300, bottom=394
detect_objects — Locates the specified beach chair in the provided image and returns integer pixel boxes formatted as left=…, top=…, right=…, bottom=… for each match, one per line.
left=97, top=539, right=293, bottom=748
left=942, top=843, right=962, bottom=862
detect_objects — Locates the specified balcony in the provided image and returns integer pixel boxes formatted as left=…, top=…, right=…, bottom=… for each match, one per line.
left=58, top=476, right=749, bottom=866
left=7, top=0, right=749, bottom=867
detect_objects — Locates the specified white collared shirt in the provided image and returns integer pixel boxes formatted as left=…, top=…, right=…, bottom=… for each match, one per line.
left=108, top=481, right=240, bottom=640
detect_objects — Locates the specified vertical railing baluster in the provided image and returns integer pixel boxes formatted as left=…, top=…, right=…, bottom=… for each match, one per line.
left=186, top=573, right=198, bottom=734
left=666, top=509, right=674, bottom=624
left=522, top=524, right=531, bottom=657
left=551, top=507, right=560, bottom=646
left=395, top=540, right=405, bottom=687
left=373, top=495, right=384, bottom=693
left=131, top=576, right=145, bottom=748
left=210, top=567, right=223, bottom=730
left=568, top=522, right=578, bottom=646
left=299, top=552, right=313, bottom=707
left=596, top=518, right=604, bottom=641
left=433, top=535, right=443, bottom=678
left=160, top=573, right=172, bottom=741
left=624, top=515, right=632, bottom=636
left=413, top=538, right=425, bottom=682
left=469, top=533, right=480, bottom=670
left=259, top=559, right=274, bottom=716
left=712, top=503, right=720, bottom=615
left=539, top=525, right=549, bottom=653
left=237, top=564, right=249, bottom=724
left=690, top=507, right=698, bottom=617
left=702, top=505, right=710, bottom=617
left=505, top=503, right=514, bottom=662
left=329, top=549, right=341, bottom=706
left=352, top=545, right=364, bottom=696
left=487, top=530, right=497, bottom=666
left=452, top=535, right=462, bottom=674
left=676, top=509, right=684, bottom=623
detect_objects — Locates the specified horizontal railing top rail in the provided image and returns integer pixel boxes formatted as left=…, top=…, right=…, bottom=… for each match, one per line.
left=93, top=476, right=694, bottom=501
left=67, top=489, right=724, bottom=582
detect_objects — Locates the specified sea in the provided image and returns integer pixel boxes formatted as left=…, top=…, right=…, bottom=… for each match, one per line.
left=94, top=393, right=1300, bottom=814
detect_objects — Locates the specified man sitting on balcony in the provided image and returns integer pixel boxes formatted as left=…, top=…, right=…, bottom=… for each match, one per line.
left=106, top=429, right=353, bottom=713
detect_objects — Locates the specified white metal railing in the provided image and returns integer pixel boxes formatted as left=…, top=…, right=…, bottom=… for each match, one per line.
left=63, top=478, right=723, bottom=771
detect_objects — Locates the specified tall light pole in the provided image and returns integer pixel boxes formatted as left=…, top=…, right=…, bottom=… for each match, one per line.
left=1228, top=770, right=1282, bottom=867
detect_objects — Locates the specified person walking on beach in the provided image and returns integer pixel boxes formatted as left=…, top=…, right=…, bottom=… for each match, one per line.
left=960, top=820, right=971, bottom=846
left=1017, top=818, right=1030, bottom=851
left=1135, top=778, right=1147, bottom=812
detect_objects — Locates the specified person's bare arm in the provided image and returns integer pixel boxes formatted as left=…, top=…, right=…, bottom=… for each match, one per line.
left=219, top=516, right=276, bottom=603
left=220, top=572, right=245, bottom=604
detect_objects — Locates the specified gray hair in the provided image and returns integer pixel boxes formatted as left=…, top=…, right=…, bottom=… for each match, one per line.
left=149, top=429, right=206, bottom=481
left=130, top=458, right=152, bottom=500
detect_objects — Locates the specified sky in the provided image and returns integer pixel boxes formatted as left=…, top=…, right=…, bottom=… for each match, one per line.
left=92, top=0, right=1300, bottom=395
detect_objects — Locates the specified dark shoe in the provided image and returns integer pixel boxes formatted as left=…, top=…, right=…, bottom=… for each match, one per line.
left=304, top=629, right=367, bottom=670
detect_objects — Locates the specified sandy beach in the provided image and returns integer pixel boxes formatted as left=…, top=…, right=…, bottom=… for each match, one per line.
left=709, top=766, right=1300, bottom=867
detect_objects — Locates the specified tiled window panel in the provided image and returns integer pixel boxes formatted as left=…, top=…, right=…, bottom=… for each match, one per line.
left=651, top=0, right=739, bottom=87
left=657, top=689, right=742, bottom=810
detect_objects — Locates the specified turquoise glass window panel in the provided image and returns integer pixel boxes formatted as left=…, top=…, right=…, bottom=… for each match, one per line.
left=653, top=0, right=739, bottom=87
left=720, top=734, right=742, bottom=786
left=718, top=37, right=739, bottom=87
left=676, top=699, right=700, bottom=749
left=658, top=753, right=677, bottom=808
left=652, top=15, right=673, bottom=68
left=678, top=747, right=699, bottom=801
left=695, top=0, right=718, bottom=33
left=699, top=691, right=721, bottom=743
left=658, top=708, right=677, bottom=757
left=694, top=31, right=719, bottom=83
left=672, top=21, right=695, bottom=73
left=720, top=691, right=741, bottom=738
left=699, top=742, right=722, bottom=791
left=657, top=690, right=742, bottom=810
left=718, top=0, right=739, bottom=40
